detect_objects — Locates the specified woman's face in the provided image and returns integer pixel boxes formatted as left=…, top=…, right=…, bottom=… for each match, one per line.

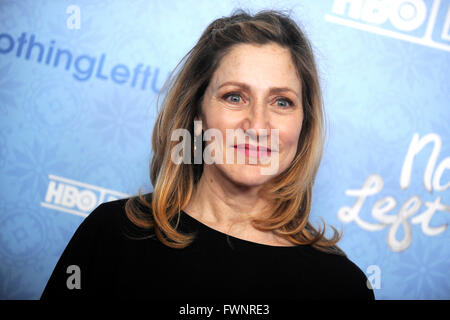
left=196, top=42, right=303, bottom=188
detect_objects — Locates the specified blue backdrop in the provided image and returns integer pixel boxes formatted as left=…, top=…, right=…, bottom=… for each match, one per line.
left=0, top=0, right=449, bottom=300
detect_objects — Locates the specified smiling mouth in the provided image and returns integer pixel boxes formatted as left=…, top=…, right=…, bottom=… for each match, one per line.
left=232, top=143, right=275, bottom=158
left=234, top=144, right=271, bottom=152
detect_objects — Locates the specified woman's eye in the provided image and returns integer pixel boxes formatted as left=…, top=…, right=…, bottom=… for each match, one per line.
left=275, top=98, right=293, bottom=108
left=223, top=94, right=293, bottom=107
left=224, top=93, right=242, bottom=103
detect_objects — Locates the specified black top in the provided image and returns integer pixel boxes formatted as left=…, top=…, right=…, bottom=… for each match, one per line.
left=41, top=194, right=375, bottom=301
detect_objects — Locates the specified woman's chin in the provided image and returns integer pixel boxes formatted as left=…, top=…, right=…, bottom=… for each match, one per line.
left=219, top=164, right=276, bottom=188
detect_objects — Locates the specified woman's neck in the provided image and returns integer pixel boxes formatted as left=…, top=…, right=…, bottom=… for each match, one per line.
left=182, top=167, right=294, bottom=246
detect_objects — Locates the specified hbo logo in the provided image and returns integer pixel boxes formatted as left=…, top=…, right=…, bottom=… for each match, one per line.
left=333, top=0, right=432, bottom=31
left=45, top=180, right=99, bottom=212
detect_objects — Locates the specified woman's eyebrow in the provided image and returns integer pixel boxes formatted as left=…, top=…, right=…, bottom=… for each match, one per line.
left=217, top=81, right=300, bottom=100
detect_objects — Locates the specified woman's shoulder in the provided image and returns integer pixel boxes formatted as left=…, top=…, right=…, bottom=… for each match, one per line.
left=86, top=197, right=128, bottom=223
left=91, top=192, right=153, bottom=220
left=88, top=192, right=154, bottom=236
left=79, top=197, right=127, bottom=235
left=41, top=193, right=155, bottom=297
left=304, top=245, right=376, bottom=300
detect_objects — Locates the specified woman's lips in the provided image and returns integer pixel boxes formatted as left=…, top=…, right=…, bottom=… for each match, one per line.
left=233, top=144, right=272, bottom=158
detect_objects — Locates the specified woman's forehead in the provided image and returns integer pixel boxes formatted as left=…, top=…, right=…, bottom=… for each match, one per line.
left=210, top=43, right=302, bottom=93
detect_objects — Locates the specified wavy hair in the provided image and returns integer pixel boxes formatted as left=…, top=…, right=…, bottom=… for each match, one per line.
left=125, top=8, right=345, bottom=255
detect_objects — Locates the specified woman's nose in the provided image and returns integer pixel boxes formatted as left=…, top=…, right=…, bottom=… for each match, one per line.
left=243, top=100, right=270, bottom=141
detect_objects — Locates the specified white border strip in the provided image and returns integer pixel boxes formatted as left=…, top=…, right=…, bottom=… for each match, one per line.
left=41, top=202, right=89, bottom=218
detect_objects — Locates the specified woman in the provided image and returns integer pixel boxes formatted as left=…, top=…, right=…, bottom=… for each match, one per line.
left=41, top=9, right=375, bottom=301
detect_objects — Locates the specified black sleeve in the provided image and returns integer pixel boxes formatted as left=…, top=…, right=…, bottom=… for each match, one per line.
left=327, top=254, right=376, bottom=300
left=40, top=202, right=116, bottom=300
left=342, top=256, right=376, bottom=300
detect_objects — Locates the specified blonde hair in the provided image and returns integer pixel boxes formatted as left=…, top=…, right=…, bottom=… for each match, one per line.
left=125, top=9, right=345, bottom=255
